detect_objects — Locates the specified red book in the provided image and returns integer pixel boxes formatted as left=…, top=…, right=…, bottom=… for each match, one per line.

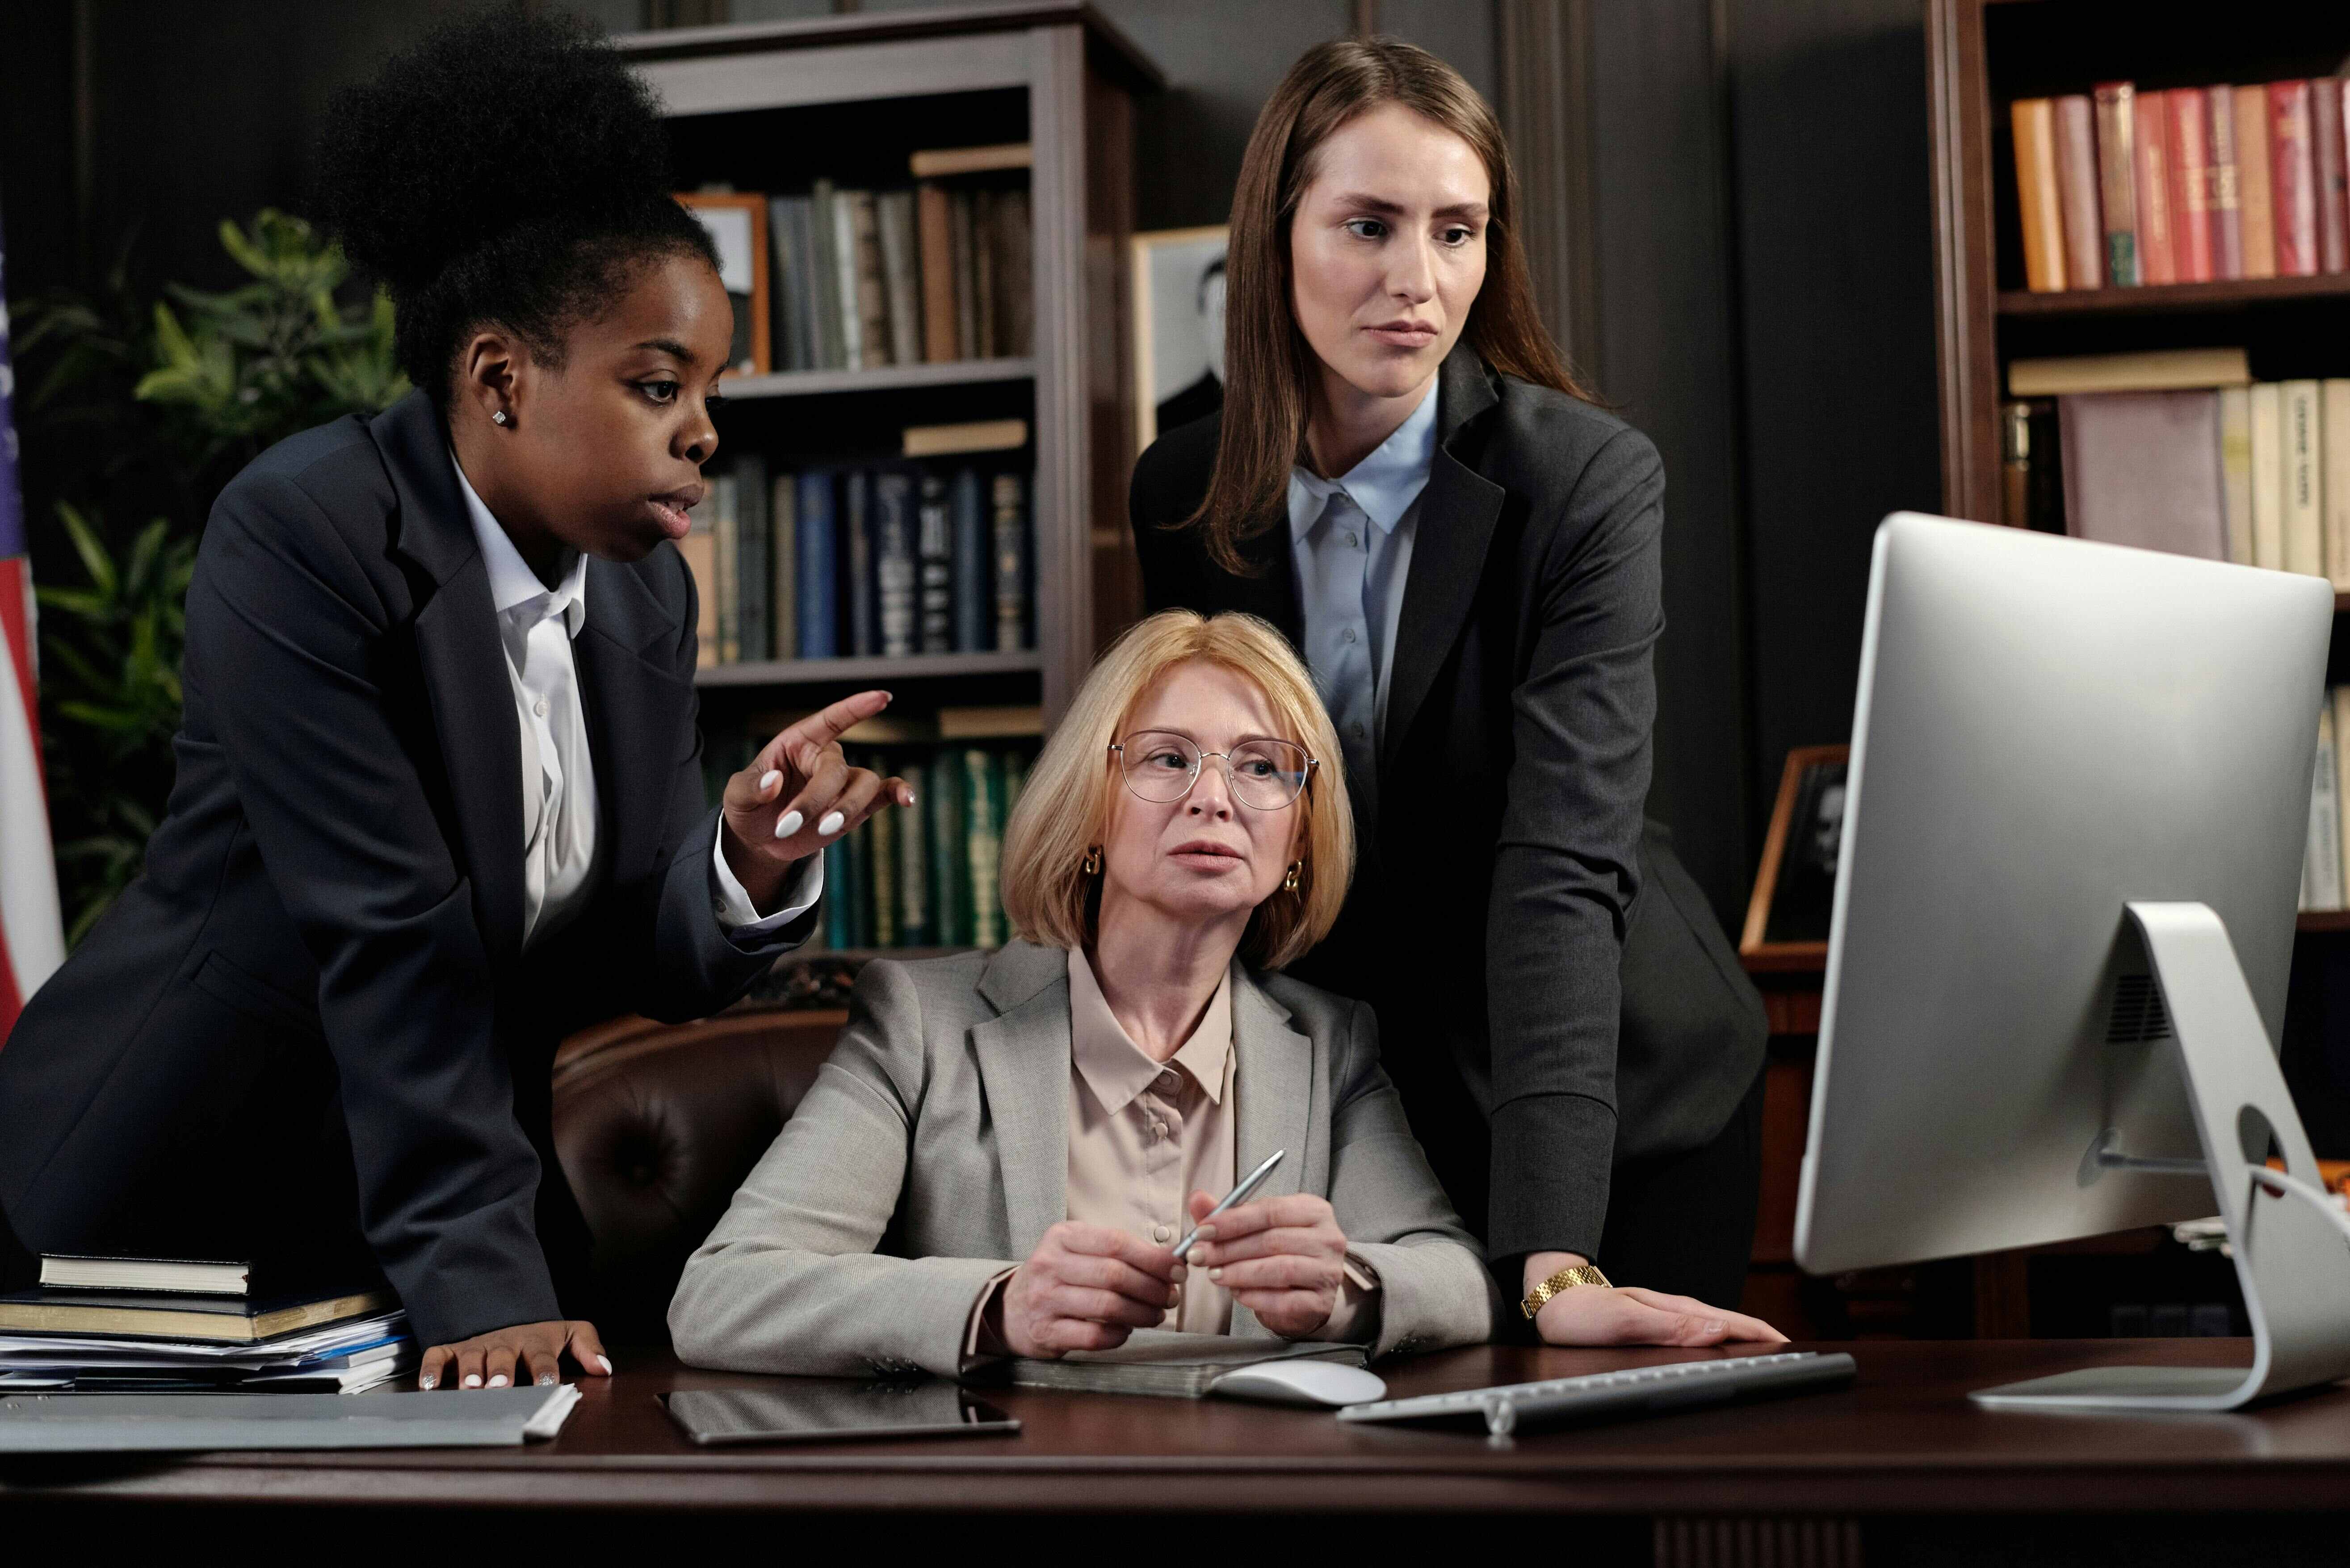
left=2205, top=84, right=2244, bottom=279
left=2132, top=88, right=2176, bottom=284
left=2167, top=87, right=2215, bottom=282
left=2272, top=80, right=2320, bottom=277
left=2316, top=78, right=2350, bottom=272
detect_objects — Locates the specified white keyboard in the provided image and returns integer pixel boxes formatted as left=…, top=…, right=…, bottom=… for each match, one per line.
left=1336, top=1350, right=1856, bottom=1437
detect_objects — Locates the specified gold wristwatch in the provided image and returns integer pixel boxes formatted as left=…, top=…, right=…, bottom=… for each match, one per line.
left=1520, top=1263, right=1611, bottom=1320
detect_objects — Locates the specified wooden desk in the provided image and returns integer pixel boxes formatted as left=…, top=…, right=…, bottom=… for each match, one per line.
left=9, top=1340, right=2350, bottom=1555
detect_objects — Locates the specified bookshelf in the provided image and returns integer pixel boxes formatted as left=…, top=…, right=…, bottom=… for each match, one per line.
left=616, top=4, right=1160, bottom=727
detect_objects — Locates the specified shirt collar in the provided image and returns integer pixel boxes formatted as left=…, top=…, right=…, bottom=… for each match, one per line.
left=1066, top=946, right=1234, bottom=1114
left=1287, top=377, right=1439, bottom=542
left=449, top=449, right=588, bottom=638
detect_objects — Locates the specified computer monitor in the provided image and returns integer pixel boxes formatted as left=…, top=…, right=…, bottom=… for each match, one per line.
left=1793, top=512, right=2350, bottom=1411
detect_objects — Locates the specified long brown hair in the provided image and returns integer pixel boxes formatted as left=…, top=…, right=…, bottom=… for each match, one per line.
left=1183, top=35, right=1593, bottom=574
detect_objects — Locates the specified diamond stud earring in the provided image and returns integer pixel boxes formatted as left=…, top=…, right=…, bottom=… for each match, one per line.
left=491, top=410, right=509, bottom=426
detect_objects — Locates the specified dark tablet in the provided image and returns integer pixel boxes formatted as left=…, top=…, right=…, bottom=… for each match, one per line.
left=661, top=1380, right=1020, bottom=1446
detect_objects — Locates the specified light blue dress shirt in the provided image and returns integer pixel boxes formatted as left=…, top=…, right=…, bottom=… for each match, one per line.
left=1287, top=383, right=1439, bottom=788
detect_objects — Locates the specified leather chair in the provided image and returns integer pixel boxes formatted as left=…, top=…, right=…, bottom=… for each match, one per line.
left=550, top=1007, right=846, bottom=1338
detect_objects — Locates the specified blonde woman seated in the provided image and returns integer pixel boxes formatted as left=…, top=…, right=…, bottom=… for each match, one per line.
left=670, top=611, right=1776, bottom=1374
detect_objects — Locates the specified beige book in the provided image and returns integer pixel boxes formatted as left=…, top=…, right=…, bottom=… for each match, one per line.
left=2325, top=381, right=2350, bottom=591
left=936, top=704, right=1044, bottom=739
left=908, top=142, right=1032, bottom=179
left=2283, top=380, right=2324, bottom=578
left=677, top=528, right=719, bottom=669
left=903, top=418, right=1028, bottom=457
left=2011, top=98, right=2067, bottom=291
left=2250, top=383, right=2285, bottom=571
left=2236, top=84, right=2278, bottom=278
left=2220, top=386, right=2255, bottom=566
left=2007, top=347, right=2250, bottom=397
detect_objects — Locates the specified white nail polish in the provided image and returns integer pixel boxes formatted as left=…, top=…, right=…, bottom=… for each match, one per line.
left=759, top=770, right=782, bottom=793
left=596, top=1355, right=614, bottom=1374
left=818, top=810, right=845, bottom=836
left=774, top=809, right=803, bottom=839
left=463, top=1374, right=482, bottom=1388
left=488, top=1374, right=509, bottom=1388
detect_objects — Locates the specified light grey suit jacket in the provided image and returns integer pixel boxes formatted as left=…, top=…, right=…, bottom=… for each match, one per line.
left=669, top=940, right=1500, bottom=1378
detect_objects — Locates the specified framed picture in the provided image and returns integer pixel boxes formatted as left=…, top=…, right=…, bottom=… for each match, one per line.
left=1740, top=744, right=1851, bottom=969
left=676, top=192, right=770, bottom=378
left=1130, top=225, right=1228, bottom=453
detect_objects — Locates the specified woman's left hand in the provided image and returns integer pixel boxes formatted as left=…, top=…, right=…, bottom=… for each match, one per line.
left=1533, top=1284, right=1787, bottom=1348
left=1183, top=1191, right=1350, bottom=1338
left=720, top=690, right=913, bottom=909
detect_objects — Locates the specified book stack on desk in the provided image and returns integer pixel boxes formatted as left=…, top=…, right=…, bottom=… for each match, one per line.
left=0, top=1254, right=412, bottom=1393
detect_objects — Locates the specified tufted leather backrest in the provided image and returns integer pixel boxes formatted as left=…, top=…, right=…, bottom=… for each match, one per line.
left=550, top=1008, right=845, bottom=1338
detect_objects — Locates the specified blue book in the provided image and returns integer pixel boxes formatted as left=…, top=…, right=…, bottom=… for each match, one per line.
left=950, top=466, right=987, bottom=653
left=822, top=840, right=852, bottom=949
left=795, top=470, right=836, bottom=658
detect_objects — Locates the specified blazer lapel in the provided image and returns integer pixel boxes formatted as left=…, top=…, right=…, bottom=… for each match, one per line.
left=1380, top=348, right=1507, bottom=782
left=372, top=392, right=528, bottom=968
left=971, top=943, right=1074, bottom=1258
left=572, top=560, right=688, bottom=891
left=1227, top=964, right=1313, bottom=1340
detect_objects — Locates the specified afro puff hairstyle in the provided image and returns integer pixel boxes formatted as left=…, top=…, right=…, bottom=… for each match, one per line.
left=315, top=7, right=719, bottom=405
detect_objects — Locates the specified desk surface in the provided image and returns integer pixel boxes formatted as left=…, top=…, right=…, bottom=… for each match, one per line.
left=8, top=1340, right=2350, bottom=1516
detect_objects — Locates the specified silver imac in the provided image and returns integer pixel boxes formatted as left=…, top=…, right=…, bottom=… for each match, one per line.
left=1793, top=512, right=2350, bottom=1411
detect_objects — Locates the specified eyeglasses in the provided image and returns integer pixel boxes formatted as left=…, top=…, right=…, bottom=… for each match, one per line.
left=1109, top=730, right=1317, bottom=811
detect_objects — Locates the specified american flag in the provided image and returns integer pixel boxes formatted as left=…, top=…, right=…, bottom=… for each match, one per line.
left=0, top=220, right=66, bottom=1040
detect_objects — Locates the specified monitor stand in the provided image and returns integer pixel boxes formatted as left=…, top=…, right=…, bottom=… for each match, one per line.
left=1971, top=901, right=2350, bottom=1411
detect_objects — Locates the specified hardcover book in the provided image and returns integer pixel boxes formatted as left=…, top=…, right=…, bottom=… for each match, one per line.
left=2057, top=390, right=2225, bottom=562
left=2282, top=380, right=2324, bottom=579
left=2166, top=87, right=2215, bottom=283
left=2271, top=82, right=2319, bottom=277
left=735, top=453, right=769, bottom=663
left=874, top=469, right=919, bottom=659
left=2234, top=84, right=2277, bottom=279
left=2092, top=83, right=2139, bottom=285
left=917, top=472, right=955, bottom=654
left=951, top=466, right=989, bottom=653
left=2205, top=84, right=2244, bottom=280
left=992, top=471, right=1029, bottom=653
left=2132, top=88, right=2176, bottom=285
left=2315, top=78, right=2349, bottom=273
left=794, top=470, right=837, bottom=658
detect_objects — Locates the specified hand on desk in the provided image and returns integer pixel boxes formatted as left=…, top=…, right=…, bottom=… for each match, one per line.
left=1001, top=1223, right=1183, bottom=1358
left=419, top=1319, right=613, bottom=1390
left=1181, top=1190, right=1349, bottom=1338
left=720, top=690, right=913, bottom=912
left=1521, top=1253, right=1785, bottom=1348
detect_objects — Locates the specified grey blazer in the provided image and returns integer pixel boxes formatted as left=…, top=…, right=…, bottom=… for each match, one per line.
left=669, top=940, right=1499, bottom=1378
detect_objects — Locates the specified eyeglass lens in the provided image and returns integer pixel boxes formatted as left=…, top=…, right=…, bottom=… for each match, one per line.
left=1120, top=731, right=1309, bottom=809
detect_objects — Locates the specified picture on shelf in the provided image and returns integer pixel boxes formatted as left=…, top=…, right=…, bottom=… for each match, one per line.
left=1132, top=225, right=1228, bottom=451
left=676, top=192, right=771, bottom=377
left=1742, top=745, right=1850, bottom=959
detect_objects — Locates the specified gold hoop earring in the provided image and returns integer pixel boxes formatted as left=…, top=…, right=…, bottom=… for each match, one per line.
left=1283, top=859, right=1303, bottom=893
left=1082, top=845, right=1103, bottom=876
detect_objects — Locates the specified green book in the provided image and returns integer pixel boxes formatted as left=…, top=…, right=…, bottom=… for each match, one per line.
left=965, top=746, right=1004, bottom=948
left=847, top=816, right=874, bottom=948
left=822, top=840, right=852, bottom=950
left=929, top=748, right=968, bottom=945
left=870, top=793, right=898, bottom=948
left=896, top=755, right=930, bottom=946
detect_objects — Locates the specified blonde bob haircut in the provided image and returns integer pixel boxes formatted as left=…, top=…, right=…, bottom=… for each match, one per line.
left=1000, top=609, right=1353, bottom=972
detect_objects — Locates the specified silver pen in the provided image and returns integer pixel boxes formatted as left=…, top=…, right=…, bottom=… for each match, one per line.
left=1171, top=1148, right=1286, bottom=1259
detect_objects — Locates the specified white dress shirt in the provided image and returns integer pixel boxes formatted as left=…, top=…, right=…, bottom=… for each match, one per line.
left=449, top=454, right=819, bottom=948
left=1287, top=381, right=1438, bottom=787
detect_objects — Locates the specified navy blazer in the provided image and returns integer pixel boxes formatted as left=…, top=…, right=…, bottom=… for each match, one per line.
left=0, top=390, right=809, bottom=1346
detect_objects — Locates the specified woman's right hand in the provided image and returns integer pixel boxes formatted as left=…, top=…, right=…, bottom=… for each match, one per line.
left=1000, top=1222, right=1183, bottom=1358
left=1533, top=1286, right=1787, bottom=1349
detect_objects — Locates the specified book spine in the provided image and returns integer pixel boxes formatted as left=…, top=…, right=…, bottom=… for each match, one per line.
left=2285, top=380, right=2325, bottom=578
left=842, top=468, right=875, bottom=658
left=2317, top=79, right=2350, bottom=273
left=2235, top=84, right=2277, bottom=279
left=2131, top=89, right=2176, bottom=285
left=2205, top=84, right=2244, bottom=281
left=809, top=180, right=846, bottom=370
left=2327, top=381, right=2350, bottom=591
left=950, top=189, right=979, bottom=358
left=2051, top=95, right=2104, bottom=289
left=852, top=192, right=891, bottom=368
left=875, top=469, right=919, bottom=658
left=918, top=471, right=954, bottom=654
left=2026, top=399, right=2065, bottom=533
left=992, top=471, right=1029, bottom=652
left=795, top=471, right=837, bottom=658
left=995, top=187, right=1033, bottom=356
left=929, top=749, right=966, bottom=947
left=767, top=197, right=803, bottom=372
left=823, top=839, right=852, bottom=950
left=878, top=190, right=924, bottom=368
left=768, top=472, right=797, bottom=671
left=972, top=189, right=999, bottom=357
left=870, top=794, right=898, bottom=947
left=916, top=182, right=958, bottom=364
left=2012, top=99, right=2067, bottom=292
left=2000, top=401, right=2029, bottom=528
left=897, top=755, right=930, bottom=946
left=831, top=188, right=865, bottom=371
left=2220, top=386, right=2255, bottom=567
left=2091, top=84, right=2139, bottom=285
left=2167, top=87, right=2215, bottom=284
left=2311, top=703, right=2344, bottom=912
left=712, top=471, right=740, bottom=664
left=2273, top=82, right=2319, bottom=277
left=950, top=465, right=988, bottom=652
left=966, top=748, right=1003, bottom=948
left=735, top=453, right=768, bottom=662
left=679, top=513, right=719, bottom=669
left=2250, top=382, right=2285, bottom=571
left=848, top=810, right=875, bottom=947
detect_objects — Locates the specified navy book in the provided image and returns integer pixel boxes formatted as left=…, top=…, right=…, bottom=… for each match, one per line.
left=950, top=466, right=987, bottom=653
left=794, top=470, right=836, bottom=658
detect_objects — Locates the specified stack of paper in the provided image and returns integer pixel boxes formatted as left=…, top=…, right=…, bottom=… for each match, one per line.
left=0, top=1310, right=416, bottom=1394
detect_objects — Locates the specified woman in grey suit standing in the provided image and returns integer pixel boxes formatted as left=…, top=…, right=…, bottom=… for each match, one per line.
left=671, top=611, right=1775, bottom=1376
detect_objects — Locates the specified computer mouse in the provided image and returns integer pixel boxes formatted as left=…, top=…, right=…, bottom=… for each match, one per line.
left=1208, top=1359, right=1389, bottom=1409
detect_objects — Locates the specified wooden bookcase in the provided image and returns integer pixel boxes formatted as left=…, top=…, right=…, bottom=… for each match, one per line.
left=615, top=4, right=1161, bottom=735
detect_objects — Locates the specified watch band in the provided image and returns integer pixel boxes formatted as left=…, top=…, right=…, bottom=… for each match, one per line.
left=1520, top=1263, right=1611, bottom=1320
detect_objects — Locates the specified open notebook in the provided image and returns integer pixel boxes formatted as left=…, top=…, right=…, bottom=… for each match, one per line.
left=980, top=1332, right=1368, bottom=1399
